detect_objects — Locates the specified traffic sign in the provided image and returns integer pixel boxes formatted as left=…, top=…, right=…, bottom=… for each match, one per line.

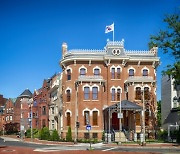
left=86, top=125, right=91, bottom=131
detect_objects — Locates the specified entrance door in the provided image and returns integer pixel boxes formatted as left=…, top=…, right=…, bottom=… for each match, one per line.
left=112, top=112, right=119, bottom=130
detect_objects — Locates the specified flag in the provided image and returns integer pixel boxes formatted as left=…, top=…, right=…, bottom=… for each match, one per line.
left=105, top=23, right=114, bottom=33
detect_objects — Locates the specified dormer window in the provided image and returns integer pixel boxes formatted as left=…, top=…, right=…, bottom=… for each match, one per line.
left=129, top=69, right=134, bottom=76
left=80, top=68, right=86, bottom=76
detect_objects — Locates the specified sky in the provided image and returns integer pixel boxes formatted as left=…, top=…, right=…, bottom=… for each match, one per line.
left=0, top=0, right=179, bottom=100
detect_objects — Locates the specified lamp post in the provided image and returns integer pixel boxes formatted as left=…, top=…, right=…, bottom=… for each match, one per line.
left=141, top=88, right=146, bottom=146
left=29, top=99, right=33, bottom=142
left=119, top=90, right=122, bottom=144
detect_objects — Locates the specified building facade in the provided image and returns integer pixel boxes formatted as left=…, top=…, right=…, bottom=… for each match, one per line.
left=161, top=75, right=180, bottom=129
left=60, top=40, right=160, bottom=140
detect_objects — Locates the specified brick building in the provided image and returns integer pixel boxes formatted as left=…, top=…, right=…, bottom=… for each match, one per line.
left=60, top=40, right=160, bottom=141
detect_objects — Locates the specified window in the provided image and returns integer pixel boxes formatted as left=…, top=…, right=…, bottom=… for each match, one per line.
left=51, top=107, right=54, bottom=114
left=42, top=106, right=46, bottom=115
left=135, top=87, right=141, bottom=100
left=84, top=87, right=90, bottom=100
left=117, top=89, right=121, bottom=101
left=94, top=68, right=100, bottom=76
left=144, top=87, right=150, bottom=100
left=117, top=68, right=121, bottom=79
left=92, top=133, right=98, bottom=139
left=67, top=90, right=71, bottom=102
left=111, top=68, right=115, bottom=79
left=42, top=119, right=46, bottom=128
left=129, top=69, right=134, bottom=76
left=80, top=68, right=86, bottom=76
left=52, top=120, right=54, bottom=129
left=93, top=111, right=98, bottom=125
left=66, top=112, right=71, bottom=126
left=111, top=88, right=115, bottom=101
left=143, top=69, right=148, bottom=76
left=67, top=69, right=71, bottom=80
left=84, top=133, right=90, bottom=139
left=84, top=111, right=90, bottom=125
left=10, top=115, right=12, bottom=121
left=92, top=87, right=98, bottom=100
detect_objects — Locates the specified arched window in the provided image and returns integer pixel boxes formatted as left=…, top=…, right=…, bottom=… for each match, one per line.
left=67, top=90, right=71, bottom=102
left=143, top=69, right=148, bottom=76
left=135, top=87, right=141, bottom=100
left=84, top=111, right=90, bottom=125
left=111, top=68, right=115, bottom=79
left=111, top=88, right=115, bottom=101
left=93, top=111, right=98, bottom=126
left=129, top=69, right=134, bottom=76
left=92, top=87, right=98, bottom=100
left=117, top=68, right=121, bottom=79
left=80, top=68, right=86, bottom=76
left=66, top=112, right=71, bottom=126
left=117, top=88, right=121, bottom=101
left=67, top=69, right=71, bottom=80
left=144, top=87, right=150, bottom=100
left=84, top=87, right=90, bottom=100
left=94, top=68, right=100, bottom=76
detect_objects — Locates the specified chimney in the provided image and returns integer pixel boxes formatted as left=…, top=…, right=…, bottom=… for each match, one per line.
left=62, top=42, right=67, bottom=58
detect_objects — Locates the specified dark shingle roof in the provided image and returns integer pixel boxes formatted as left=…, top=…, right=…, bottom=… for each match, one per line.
left=19, top=89, right=32, bottom=98
left=104, top=100, right=142, bottom=111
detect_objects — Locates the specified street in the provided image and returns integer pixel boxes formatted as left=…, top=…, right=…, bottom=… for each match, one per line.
left=0, top=137, right=180, bottom=154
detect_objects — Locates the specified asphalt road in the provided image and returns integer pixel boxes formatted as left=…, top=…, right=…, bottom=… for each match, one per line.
left=0, top=137, right=180, bottom=153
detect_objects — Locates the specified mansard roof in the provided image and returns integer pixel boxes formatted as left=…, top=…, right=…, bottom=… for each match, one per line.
left=19, top=89, right=32, bottom=98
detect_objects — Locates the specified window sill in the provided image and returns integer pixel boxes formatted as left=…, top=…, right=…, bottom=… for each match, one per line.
left=92, top=100, right=99, bottom=101
left=83, top=100, right=91, bottom=101
left=111, top=79, right=121, bottom=81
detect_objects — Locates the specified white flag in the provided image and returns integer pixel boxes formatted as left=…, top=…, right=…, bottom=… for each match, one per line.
left=105, top=23, right=114, bottom=33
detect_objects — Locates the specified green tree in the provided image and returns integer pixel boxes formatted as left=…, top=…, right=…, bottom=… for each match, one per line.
left=148, top=13, right=180, bottom=86
left=50, top=129, right=60, bottom=141
left=66, top=126, right=72, bottom=142
left=39, top=127, right=50, bottom=140
left=157, top=100, right=161, bottom=127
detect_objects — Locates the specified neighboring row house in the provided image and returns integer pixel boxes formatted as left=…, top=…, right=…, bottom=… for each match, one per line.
left=60, top=40, right=160, bottom=141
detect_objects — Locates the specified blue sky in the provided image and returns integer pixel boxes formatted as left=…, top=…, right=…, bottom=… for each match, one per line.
left=0, top=0, right=179, bottom=100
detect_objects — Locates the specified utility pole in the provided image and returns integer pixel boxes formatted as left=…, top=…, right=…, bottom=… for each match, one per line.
left=119, top=90, right=122, bottom=144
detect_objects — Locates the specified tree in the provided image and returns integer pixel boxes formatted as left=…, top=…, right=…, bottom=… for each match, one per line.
left=157, top=100, right=161, bottom=127
left=66, top=126, right=72, bottom=142
left=50, top=129, right=60, bottom=141
left=148, top=13, right=180, bottom=86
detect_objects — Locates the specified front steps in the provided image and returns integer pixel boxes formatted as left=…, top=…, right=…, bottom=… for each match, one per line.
left=114, top=131, right=127, bottom=142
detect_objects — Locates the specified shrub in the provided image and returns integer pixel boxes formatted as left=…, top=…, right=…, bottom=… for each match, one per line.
left=26, top=128, right=39, bottom=138
left=39, top=127, right=50, bottom=140
left=50, top=130, right=60, bottom=141
left=66, top=126, right=72, bottom=142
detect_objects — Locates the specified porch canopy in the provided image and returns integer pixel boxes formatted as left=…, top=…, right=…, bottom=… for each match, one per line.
left=104, top=100, right=142, bottom=112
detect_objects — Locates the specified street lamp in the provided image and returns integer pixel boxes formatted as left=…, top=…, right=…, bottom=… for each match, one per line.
left=29, top=98, right=33, bottom=142
left=119, top=89, right=122, bottom=144
left=141, top=88, right=146, bottom=146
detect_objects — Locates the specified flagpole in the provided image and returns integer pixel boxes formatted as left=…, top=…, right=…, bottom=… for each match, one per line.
left=113, top=22, right=114, bottom=44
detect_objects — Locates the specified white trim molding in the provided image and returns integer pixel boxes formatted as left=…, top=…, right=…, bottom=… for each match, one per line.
left=127, top=66, right=136, bottom=73
left=93, top=66, right=101, bottom=73
left=83, top=84, right=91, bottom=91
left=65, top=109, right=72, bottom=117
left=65, top=66, right=72, bottom=74
left=92, top=84, right=100, bottom=91
left=82, top=108, right=91, bottom=116
left=141, top=66, right=149, bottom=75
left=65, top=87, right=72, bottom=93
left=79, top=65, right=87, bottom=73
left=92, top=108, right=100, bottom=116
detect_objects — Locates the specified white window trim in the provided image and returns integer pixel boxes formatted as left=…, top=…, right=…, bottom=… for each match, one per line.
left=65, top=109, right=72, bottom=117
left=65, top=66, right=72, bottom=74
left=116, top=86, right=122, bottom=93
left=110, top=65, right=116, bottom=72
left=79, top=65, right=87, bottom=73
left=65, top=87, right=72, bottom=94
left=110, top=86, right=116, bottom=93
left=141, top=66, right=149, bottom=74
left=83, top=84, right=91, bottom=91
left=141, top=84, right=151, bottom=91
left=127, top=66, right=136, bottom=73
left=82, top=108, right=91, bottom=116
left=134, top=84, right=142, bottom=90
left=93, top=66, right=101, bottom=73
left=92, top=108, right=100, bottom=116
left=92, top=84, right=100, bottom=91
left=154, top=88, right=156, bottom=95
